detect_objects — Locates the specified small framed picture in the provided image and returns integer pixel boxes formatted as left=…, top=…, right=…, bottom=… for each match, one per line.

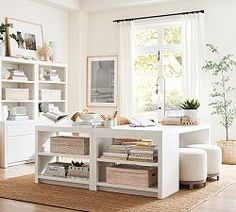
left=87, top=56, right=118, bottom=107
left=6, top=17, right=43, bottom=59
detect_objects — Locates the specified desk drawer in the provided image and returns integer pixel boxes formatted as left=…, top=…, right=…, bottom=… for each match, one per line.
left=7, top=135, right=35, bottom=163
left=7, top=124, right=35, bottom=136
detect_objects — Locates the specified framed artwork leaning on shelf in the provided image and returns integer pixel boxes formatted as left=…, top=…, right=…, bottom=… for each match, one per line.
left=5, top=17, right=44, bottom=60
left=87, top=56, right=118, bottom=107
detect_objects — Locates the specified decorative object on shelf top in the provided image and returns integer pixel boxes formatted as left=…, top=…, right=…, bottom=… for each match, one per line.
left=202, top=44, right=236, bottom=164
left=6, top=17, right=43, bottom=60
left=0, top=22, right=19, bottom=56
left=180, top=98, right=200, bottom=123
left=38, top=42, right=53, bottom=61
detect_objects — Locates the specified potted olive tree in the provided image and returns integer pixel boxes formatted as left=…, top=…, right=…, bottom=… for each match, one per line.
left=180, top=99, right=200, bottom=122
left=202, top=44, right=236, bottom=164
left=0, top=23, right=18, bottom=56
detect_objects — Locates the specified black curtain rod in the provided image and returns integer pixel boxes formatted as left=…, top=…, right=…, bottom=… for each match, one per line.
left=113, top=10, right=204, bottom=23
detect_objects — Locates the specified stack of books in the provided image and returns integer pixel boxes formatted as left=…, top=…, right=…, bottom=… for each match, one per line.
left=43, top=162, right=71, bottom=178
left=8, top=69, right=28, bottom=81
left=101, top=144, right=132, bottom=160
left=129, top=145, right=158, bottom=162
left=114, top=138, right=153, bottom=146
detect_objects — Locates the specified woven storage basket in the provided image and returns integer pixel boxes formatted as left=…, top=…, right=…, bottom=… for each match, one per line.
left=106, top=164, right=157, bottom=187
left=50, top=136, right=89, bottom=155
left=218, top=140, right=236, bottom=165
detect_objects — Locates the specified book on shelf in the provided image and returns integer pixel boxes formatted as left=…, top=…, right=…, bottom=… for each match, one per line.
left=128, top=158, right=158, bottom=162
left=130, top=149, right=158, bottom=155
left=115, top=140, right=153, bottom=146
left=8, top=76, right=29, bottom=81
left=132, top=145, right=158, bottom=151
left=103, top=152, right=128, bottom=158
left=100, top=155, right=128, bottom=160
left=104, top=149, right=130, bottom=153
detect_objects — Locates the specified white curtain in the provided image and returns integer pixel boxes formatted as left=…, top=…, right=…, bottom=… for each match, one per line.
left=183, top=13, right=205, bottom=99
left=118, top=21, right=135, bottom=116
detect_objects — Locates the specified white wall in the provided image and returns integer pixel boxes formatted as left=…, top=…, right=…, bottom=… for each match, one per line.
left=0, top=0, right=72, bottom=109
left=86, top=0, right=236, bottom=142
left=0, top=0, right=69, bottom=63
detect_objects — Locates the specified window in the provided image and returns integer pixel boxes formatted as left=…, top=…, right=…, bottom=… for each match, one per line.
left=134, top=20, right=184, bottom=115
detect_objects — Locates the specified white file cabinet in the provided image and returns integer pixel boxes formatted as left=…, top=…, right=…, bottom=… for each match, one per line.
left=0, top=120, right=35, bottom=168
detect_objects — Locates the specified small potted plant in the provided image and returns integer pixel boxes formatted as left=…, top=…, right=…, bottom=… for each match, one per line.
left=180, top=99, right=200, bottom=122
left=0, top=23, right=18, bottom=56
left=202, top=44, right=236, bottom=164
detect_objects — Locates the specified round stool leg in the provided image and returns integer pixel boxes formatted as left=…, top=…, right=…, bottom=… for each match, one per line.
left=189, top=184, right=193, bottom=190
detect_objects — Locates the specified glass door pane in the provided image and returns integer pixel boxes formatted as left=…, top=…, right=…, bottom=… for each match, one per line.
left=163, top=52, right=183, bottom=111
left=134, top=54, right=159, bottom=113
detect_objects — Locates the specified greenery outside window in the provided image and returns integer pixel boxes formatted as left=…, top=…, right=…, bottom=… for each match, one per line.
left=134, top=20, right=184, bottom=116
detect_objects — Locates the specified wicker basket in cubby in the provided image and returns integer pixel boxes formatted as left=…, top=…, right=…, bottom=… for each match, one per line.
left=106, top=164, right=157, bottom=187
left=50, top=136, right=89, bottom=155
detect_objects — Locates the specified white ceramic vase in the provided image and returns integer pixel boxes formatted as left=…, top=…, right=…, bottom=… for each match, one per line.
left=183, top=109, right=198, bottom=122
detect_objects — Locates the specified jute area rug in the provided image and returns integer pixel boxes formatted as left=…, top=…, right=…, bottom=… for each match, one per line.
left=0, top=165, right=236, bottom=212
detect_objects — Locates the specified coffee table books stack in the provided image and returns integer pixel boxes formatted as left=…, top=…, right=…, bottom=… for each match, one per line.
left=129, top=145, right=158, bottom=162
left=100, top=145, right=133, bottom=160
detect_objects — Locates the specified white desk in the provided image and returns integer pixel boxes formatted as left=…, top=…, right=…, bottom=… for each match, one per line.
left=35, top=124, right=210, bottom=199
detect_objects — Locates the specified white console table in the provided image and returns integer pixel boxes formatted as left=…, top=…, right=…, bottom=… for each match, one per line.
left=35, top=124, right=210, bottom=199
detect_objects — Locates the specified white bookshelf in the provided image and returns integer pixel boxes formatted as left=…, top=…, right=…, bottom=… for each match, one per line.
left=0, top=56, right=68, bottom=168
left=97, top=158, right=158, bottom=167
left=38, top=151, right=90, bottom=159
left=97, top=182, right=158, bottom=193
left=35, top=124, right=211, bottom=199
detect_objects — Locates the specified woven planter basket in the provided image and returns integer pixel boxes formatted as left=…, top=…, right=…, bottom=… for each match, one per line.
left=218, top=140, right=236, bottom=165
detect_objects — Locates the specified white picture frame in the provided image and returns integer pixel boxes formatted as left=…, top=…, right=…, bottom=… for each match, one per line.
left=6, top=17, right=43, bottom=60
left=87, top=56, right=118, bottom=107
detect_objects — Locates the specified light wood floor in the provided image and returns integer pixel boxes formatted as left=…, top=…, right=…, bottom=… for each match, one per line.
left=0, top=164, right=236, bottom=212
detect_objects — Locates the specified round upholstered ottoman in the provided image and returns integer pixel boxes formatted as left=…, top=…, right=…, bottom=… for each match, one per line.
left=186, top=144, right=222, bottom=180
left=179, top=148, right=207, bottom=189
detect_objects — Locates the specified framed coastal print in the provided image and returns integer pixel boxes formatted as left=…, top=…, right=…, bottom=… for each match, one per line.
left=6, top=17, right=43, bottom=60
left=87, top=56, right=118, bottom=107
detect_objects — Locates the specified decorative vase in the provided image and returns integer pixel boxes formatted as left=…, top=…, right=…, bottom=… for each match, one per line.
left=183, top=109, right=198, bottom=122
left=38, top=42, right=53, bottom=61
left=217, top=140, right=236, bottom=164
